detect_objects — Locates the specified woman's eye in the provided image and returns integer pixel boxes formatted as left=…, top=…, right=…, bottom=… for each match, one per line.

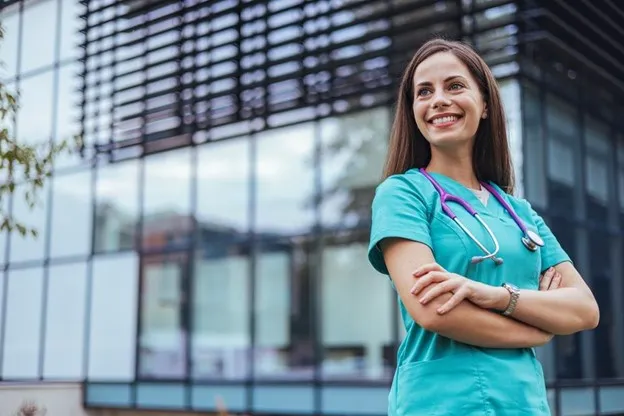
left=417, top=88, right=431, bottom=97
left=449, top=83, right=463, bottom=90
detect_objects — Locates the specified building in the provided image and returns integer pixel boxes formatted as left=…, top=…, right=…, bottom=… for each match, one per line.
left=0, top=0, right=622, bottom=415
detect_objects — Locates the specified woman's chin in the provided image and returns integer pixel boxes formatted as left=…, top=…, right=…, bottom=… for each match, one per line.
left=428, top=134, right=474, bottom=150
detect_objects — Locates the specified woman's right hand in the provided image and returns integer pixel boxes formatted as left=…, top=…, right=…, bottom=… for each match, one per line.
left=539, top=267, right=562, bottom=291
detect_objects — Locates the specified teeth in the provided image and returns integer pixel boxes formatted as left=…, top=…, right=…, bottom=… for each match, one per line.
left=432, top=116, right=458, bottom=125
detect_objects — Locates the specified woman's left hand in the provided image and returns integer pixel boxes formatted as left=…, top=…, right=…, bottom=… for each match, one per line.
left=410, top=263, right=506, bottom=314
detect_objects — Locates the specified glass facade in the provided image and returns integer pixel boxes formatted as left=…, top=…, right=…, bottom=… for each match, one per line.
left=0, top=0, right=622, bottom=415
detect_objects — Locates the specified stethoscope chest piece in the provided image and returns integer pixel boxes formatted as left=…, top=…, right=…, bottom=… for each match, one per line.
left=522, top=229, right=544, bottom=252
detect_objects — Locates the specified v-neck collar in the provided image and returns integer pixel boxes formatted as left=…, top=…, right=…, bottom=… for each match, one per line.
left=424, top=171, right=502, bottom=217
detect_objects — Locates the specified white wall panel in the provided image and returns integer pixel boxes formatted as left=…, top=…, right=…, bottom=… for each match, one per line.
left=88, top=253, right=139, bottom=380
left=43, top=262, right=88, bottom=379
left=2, top=268, right=44, bottom=378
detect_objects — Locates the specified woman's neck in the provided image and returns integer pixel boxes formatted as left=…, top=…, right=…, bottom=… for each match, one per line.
left=427, top=150, right=480, bottom=190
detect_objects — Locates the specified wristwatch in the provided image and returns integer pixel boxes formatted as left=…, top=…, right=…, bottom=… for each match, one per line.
left=501, top=283, right=520, bottom=316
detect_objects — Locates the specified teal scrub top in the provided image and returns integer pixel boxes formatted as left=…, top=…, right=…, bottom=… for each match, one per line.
left=368, top=169, right=571, bottom=416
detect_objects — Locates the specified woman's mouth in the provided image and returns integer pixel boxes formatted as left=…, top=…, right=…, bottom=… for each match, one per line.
left=429, top=115, right=461, bottom=128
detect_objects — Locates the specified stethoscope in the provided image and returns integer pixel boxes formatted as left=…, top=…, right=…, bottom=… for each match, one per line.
left=419, top=168, right=544, bottom=266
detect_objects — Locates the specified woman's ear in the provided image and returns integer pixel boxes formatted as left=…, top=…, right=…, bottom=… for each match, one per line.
left=481, top=105, right=488, bottom=119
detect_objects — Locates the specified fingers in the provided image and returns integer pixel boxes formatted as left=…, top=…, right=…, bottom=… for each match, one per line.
left=437, top=287, right=469, bottom=314
left=550, top=271, right=562, bottom=290
left=539, top=267, right=556, bottom=291
left=412, top=262, right=446, bottom=278
left=419, top=279, right=459, bottom=304
left=410, top=271, right=448, bottom=295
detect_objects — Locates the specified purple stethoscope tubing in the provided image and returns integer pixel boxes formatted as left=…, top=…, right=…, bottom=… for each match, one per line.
left=418, top=168, right=544, bottom=266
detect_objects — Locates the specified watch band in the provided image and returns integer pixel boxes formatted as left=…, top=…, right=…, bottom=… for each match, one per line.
left=501, top=283, right=520, bottom=316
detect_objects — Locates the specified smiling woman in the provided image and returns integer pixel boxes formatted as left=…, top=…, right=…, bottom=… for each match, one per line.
left=369, top=38, right=599, bottom=416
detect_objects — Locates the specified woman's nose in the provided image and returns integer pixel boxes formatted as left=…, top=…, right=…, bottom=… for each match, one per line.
left=431, top=91, right=452, bottom=108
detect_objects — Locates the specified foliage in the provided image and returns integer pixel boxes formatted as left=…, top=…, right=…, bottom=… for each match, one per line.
left=12, top=401, right=46, bottom=416
left=0, top=24, right=82, bottom=239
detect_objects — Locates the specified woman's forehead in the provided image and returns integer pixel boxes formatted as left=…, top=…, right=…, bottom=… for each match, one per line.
left=413, top=52, right=471, bottom=84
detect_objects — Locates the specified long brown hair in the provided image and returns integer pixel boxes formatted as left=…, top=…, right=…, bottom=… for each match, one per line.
left=382, top=37, right=515, bottom=194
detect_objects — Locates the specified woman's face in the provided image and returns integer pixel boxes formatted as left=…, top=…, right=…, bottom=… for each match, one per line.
left=411, top=51, right=487, bottom=151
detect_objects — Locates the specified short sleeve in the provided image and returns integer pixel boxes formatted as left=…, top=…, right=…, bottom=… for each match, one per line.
left=368, top=175, right=432, bottom=275
left=526, top=201, right=572, bottom=273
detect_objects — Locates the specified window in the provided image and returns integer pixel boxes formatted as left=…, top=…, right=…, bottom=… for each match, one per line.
left=545, top=95, right=579, bottom=214
left=321, top=241, right=393, bottom=381
left=20, top=0, right=57, bottom=72
left=193, top=138, right=251, bottom=380
left=254, top=240, right=315, bottom=379
left=1, top=267, right=44, bottom=379
left=49, top=171, right=93, bottom=258
left=43, top=262, right=88, bottom=379
left=59, top=0, right=85, bottom=62
left=55, top=62, right=88, bottom=170
left=549, top=216, right=584, bottom=379
left=142, top=148, right=192, bottom=252
left=16, top=71, right=55, bottom=146
left=88, top=253, right=139, bottom=380
left=139, top=253, right=189, bottom=379
left=0, top=195, right=9, bottom=265
left=522, top=82, right=547, bottom=208
left=9, top=181, right=49, bottom=263
left=499, top=79, right=524, bottom=197
left=255, top=123, right=315, bottom=236
left=253, top=124, right=316, bottom=379
left=94, top=160, right=139, bottom=253
left=319, top=108, right=388, bottom=229
left=584, top=117, right=611, bottom=216
left=0, top=7, right=20, bottom=79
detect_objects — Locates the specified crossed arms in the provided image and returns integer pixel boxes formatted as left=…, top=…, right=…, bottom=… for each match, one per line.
left=380, top=238, right=600, bottom=349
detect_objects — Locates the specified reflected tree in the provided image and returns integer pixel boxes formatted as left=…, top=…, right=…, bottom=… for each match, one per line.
left=318, top=108, right=389, bottom=229
left=0, top=25, right=81, bottom=238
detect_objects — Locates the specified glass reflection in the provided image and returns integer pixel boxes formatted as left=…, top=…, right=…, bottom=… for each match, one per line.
left=546, top=95, right=579, bottom=214
left=618, top=137, right=624, bottom=227
left=0, top=8, right=20, bottom=79
left=320, top=108, right=388, bottom=229
left=522, top=82, right=547, bottom=208
left=584, top=117, right=610, bottom=216
left=59, top=0, right=84, bottom=62
left=255, top=123, right=315, bottom=236
left=9, top=181, right=49, bottom=263
left=139, top=252, right=188, bottom=379
left=94, top=160, right=139, bottom=253
left=16, top=71, right=54, bottom=146
left=20, top=0, right=56, bottom=72
left=89, top=252, right=139, bottom=380
left=43, top=262, right=87, bottom=379
left=321, top=240, right=393, bottom=381
left=193, top=138, right=251, bottom=380
left=55, top=62, right=86, bottom=169
left=550, top=217, right=584, bottom=379
left=1, top=267, right=44, bottom=379
left=254, top=237, right=315, bottom=380
left=0, top=194, right=9, bottom=265
left=49, top=171, right=92, bottom=258
left=142, top=148, right=192, bottom=251
left=590, top=230, right=615, bottom=378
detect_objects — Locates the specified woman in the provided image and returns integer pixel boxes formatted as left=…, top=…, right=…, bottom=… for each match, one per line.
left=368, top=38, right=600, bottom=415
